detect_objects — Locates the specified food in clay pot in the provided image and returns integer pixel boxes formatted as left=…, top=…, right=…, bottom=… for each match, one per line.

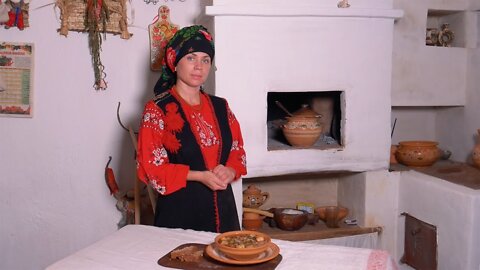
left=281, top=104, right=323, bottom=147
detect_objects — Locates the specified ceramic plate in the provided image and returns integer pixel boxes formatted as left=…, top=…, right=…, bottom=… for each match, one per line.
left=205, top=242, right=280, bottom=265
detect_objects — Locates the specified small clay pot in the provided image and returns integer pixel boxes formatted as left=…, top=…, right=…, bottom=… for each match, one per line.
left=242, top=217, right=264, bottom=231
left=315, top=206, right=349, bottom=228
left=242, top=185, right=269, bottom=208
left=395, top=141, right=441, bottom=167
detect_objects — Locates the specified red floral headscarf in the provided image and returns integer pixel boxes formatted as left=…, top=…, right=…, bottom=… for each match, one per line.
left=154, top=25, right=215, bottom=96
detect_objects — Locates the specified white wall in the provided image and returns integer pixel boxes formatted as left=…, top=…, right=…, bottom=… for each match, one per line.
left=0, top=1, right=207, bottom=269
left=392, top=0, right=480, bottom=164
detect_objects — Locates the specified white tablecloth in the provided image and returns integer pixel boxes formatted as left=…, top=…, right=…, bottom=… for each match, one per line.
left=46, top=225, right=398, bottom=270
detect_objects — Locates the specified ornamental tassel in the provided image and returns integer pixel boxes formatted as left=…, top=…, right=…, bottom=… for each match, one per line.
left=84, top=0, right=110, bottom=90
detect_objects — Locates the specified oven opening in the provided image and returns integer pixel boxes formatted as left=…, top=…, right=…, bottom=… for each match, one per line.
left=267, top=91, right=343, bottom=151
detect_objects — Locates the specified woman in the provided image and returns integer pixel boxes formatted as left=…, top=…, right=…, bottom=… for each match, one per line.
left=137, top=25, right=247, bottom=233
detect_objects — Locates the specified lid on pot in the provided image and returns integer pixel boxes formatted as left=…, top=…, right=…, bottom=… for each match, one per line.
left=292, top=104, right=321, bottom=118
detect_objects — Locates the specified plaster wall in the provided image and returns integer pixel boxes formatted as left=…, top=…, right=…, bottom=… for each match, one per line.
left=0, top=1, right=207, bottom=269
left=392, top=0, right=480, bottom=164
left=208, top=3, right=400, bottom=177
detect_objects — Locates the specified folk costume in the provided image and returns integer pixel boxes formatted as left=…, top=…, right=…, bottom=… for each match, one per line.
left=137, top=25, right=247, bottom=233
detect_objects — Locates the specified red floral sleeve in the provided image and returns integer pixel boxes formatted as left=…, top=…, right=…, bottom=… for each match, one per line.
left=225, top=102, right=247, bottom=180
left=136, top=101, right=189, bottom=195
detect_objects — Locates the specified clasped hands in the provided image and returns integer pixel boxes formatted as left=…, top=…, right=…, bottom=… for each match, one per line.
left=203, top=165, right=236, bottom=191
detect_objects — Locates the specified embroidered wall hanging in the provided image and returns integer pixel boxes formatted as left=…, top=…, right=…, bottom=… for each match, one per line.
left=56, top=0, right=132, bottom=90
left=149, top=5, right=178, bottom=71
left=2, top=0, right=30, bottom=30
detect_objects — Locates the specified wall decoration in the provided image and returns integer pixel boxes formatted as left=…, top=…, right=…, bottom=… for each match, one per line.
left=438, top=23, right=454, bottom=47
left=425, top=28, right=439, bottom=46
left=0, top=42, right=33, bottom=117
left=149, top=5, right=178, bottom=71
left=2, top=0, right=30, bottom=30
left=425, top=23, right=454, bottom=47
left=337, top=0, right=350, bottom=8
left=56, top=0, right=132, bottom=90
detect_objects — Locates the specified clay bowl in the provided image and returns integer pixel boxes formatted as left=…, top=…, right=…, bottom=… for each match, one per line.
left=315, top=206, right=348, bottom=228
left=272, top=208, right=308, bottom=231
left=395, top=141, right=440, bottom=167
left=214, top=230, right=271, bottom=261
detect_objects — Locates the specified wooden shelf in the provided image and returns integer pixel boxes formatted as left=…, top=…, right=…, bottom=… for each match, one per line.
left=257, top=221, right=382, bottom=242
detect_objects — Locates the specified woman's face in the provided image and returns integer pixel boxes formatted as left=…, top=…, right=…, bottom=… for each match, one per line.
left=175, top=52, right=212, bottom=89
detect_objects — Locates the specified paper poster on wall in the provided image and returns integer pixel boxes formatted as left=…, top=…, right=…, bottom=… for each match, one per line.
left=0, top=42, right=33, bottom=117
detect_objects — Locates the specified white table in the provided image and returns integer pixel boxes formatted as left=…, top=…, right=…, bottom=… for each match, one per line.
left=47, top=225, right=398, bottom=270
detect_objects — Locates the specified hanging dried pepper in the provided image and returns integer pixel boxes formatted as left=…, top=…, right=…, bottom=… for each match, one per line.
left=84, top=0, right=110, bottom=90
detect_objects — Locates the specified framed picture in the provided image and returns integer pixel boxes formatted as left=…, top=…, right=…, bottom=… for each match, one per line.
left=0, top=42, right=34, bottom=117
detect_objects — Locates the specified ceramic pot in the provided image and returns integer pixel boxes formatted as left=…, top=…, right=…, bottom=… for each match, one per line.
left=242, top=213, right=265, bottom=231
left=395, top=141, right=441, bottom=167
left=390, top=145, right=398, bottom=164
left=242, top=185, right=270, bottom=208
left=315, top=206, right=348, bottom=228
left=473, top=129, right=480, bottom=168
left=282, top=104, right=322, bottom=147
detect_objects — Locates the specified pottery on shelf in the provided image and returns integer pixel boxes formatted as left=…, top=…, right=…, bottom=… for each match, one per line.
left=282, top=104, right=323, bottom=147
left=395, top=141, right=441, bottom=167
left=242, top=212, right=265, bottom=231
left=242, top=185, right=270, bottom=209
left=473, top=129, right=480, bottom=168
left=315, top=206, right=349, bottom=228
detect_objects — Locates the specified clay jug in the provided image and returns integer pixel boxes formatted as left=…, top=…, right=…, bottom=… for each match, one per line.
left=242, top=185, right=269, bottom=208
left=473, top=129, right=480, bottom=168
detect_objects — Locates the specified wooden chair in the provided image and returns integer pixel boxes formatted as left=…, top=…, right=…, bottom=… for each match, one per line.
left=128, top=126, right=157, bottom=225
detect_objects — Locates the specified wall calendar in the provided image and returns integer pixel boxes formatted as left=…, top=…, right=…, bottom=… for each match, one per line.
left=0, top=42, right=33, bottom=117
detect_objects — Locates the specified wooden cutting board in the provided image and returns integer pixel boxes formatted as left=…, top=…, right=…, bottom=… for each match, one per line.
left=158, top=243, right=283, bottom=270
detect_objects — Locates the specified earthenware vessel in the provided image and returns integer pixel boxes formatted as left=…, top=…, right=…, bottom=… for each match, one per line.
left=315, top=206, right=349, bottom=228
left=395, top=141, right=441, bottom=167
left=473, top=129, right=480, bottom=168
left=282, top=104, right=322, bottom=147
left=242, top=185, right=269, bottom=208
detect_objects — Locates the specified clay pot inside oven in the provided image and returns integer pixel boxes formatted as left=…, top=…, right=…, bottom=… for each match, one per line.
left=282, top=104, right=322, bottom=147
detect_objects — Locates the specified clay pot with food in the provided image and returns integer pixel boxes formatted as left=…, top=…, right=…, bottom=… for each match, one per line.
left=281, top=104, right=323, bottom=147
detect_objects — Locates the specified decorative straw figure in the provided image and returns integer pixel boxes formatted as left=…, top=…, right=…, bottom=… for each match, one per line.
left=85, top=0, right=110, bottom=90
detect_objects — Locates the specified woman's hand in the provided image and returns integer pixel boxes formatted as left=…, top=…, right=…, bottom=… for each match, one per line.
left=201, top=171, right=229, bottom=191
left=212, top=165, right=236, bottom=184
